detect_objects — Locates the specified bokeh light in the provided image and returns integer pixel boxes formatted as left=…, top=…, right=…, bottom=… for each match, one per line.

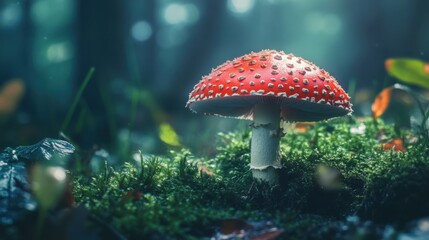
left=131, top=21, right=152, bottom=42
left=163, top=3, right=199, bottom=25
left=304, top=12, right=342, bottom=35
left=46, top=42, right=71, bottom=63
left=0, top=3, right=22, bottom=28
left=227, top=0, right=255, bottom=14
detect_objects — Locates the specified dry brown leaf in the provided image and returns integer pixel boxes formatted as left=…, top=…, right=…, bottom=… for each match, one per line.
left=383, top=138, right=406, bottom=152
left=294, top=122, right=315, bottom=133
left=0, top=79, right=25, bottom=116
left=198, top=164, right=215, bottom=176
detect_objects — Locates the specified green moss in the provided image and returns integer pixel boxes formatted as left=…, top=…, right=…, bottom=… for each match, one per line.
left=73, top=117, right=429, bottom=239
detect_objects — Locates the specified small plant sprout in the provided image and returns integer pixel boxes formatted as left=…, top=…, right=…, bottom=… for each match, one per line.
left=187, top=50, right=352, bottom=185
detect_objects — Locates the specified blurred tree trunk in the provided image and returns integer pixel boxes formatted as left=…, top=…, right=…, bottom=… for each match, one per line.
left=76, top=0, right=127, bottom=147
left=162, top=1, right=223, bottom=112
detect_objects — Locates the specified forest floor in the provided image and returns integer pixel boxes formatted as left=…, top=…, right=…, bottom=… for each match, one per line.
left=71, top=117, right=429, bottom=239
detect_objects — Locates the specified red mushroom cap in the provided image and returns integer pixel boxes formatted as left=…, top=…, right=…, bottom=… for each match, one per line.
left=187, top=50, right=352, bottom=121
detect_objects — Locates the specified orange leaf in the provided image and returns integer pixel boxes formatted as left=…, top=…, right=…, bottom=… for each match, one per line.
left=385, top=59, right=394, bottom=71
left=383, top=138, right=406, bottom=152
left=294, top=122, right=314, bottom=133
left=372, top=87, right=392, bottom=118
left=424, top=64, right=429, bottom=74
left=0, top=79, right=25, bottom=116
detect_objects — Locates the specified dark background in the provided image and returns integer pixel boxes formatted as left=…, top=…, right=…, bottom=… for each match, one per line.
left=0, top=0, right=428, bottom=155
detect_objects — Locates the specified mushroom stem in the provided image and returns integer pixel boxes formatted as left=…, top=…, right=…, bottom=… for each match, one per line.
left=250, top=104, right=282, bottom=185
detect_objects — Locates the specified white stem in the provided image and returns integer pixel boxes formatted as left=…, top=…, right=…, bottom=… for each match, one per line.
left=250, top=104, right=282, bottom=185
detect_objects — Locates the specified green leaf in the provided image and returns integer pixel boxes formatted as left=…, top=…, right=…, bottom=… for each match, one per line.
left=385, top=58, right=429, bottom=89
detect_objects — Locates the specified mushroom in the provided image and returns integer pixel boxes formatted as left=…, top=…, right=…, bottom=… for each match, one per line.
left=186, top=50, right=352, bottom=185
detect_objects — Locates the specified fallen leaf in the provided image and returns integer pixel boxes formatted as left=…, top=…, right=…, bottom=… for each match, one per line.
left=0, top=79, right=25, bottom=117
left=250, top=229, right=284, bottom=240
left=198, top=164, right=215, bottom=176
left=372, top=87, right=392, bottom=118
left=15, top=138, right=75, bottom=166
left=159, top=122, right=181, bottom=147
left=371, top=84, right=419, bottom=119
left=0, top=148, right=37, bottom=225
left=213, top=219, right=283, bottom=240
left=385, top=58, right=429, bottom=89
left=0, top=139, right=75, bottom=226
left=294, top=122, right=314, bottom=133
left=383, top=138, right=406, bottom=152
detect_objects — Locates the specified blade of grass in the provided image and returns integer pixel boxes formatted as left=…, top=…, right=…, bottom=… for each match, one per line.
left=61, top=67, right=95, bottom=133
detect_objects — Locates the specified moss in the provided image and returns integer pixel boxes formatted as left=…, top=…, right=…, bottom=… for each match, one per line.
left=73, top=117, right=429, bottom=239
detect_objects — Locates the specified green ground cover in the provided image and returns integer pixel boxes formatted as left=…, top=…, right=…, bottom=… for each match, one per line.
left=73, top=117, right=429, bottom=239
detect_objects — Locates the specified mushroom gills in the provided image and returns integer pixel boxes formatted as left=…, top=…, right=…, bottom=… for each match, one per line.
left=189, top=96, right=350, bottom=121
